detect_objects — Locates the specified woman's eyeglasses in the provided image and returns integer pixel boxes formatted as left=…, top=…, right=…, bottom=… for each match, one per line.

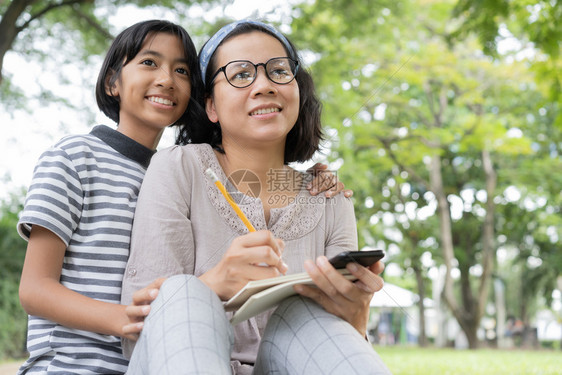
left=210, top=57, right=299, bottom=88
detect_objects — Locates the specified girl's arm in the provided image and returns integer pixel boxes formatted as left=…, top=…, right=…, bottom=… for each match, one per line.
left=123, top=277, right=166, bottom=341
left=19, top=225, right=135, bottom=340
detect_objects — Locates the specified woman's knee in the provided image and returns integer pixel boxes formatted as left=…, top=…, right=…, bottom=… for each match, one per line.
left=274, top=295, right=325, bottom=320
left=159, top=274, right=196, bottom=293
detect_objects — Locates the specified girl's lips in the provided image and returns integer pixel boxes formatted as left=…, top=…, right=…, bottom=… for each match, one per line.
left=147, top=96, right=175, bottom=106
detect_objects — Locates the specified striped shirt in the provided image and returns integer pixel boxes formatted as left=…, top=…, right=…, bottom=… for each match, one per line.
left=17, top=125, right=154, bottom=374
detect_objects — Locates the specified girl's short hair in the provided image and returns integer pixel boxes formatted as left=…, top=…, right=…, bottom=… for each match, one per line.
left=192, top=22, right=323, bottom=164
left=95, top=20, right=207, bottom=136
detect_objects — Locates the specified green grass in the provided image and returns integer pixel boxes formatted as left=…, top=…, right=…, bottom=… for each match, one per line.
left=375, top=346, right=562, bottom=375
left=2, top=348, right=561, bottom=374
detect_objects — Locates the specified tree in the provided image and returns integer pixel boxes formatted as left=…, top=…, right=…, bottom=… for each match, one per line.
left=0, top=0, right=221, bottom=95
left=292, top=0, right=555, bottom=348
left=451, top=0, right=562, bottom=348
left=450, top=0, right=562, bottom=59
left=0, top=190, right=27, bottom=359
left=450, top=0, right=562, bottom=120
left=1, top=0, right=106, bottom=87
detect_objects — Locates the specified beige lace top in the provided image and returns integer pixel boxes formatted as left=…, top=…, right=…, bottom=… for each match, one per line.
left=121, top=144, right=358, bottom=373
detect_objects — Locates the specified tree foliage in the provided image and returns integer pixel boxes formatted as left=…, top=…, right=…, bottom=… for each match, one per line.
left=451, top=0, right=562, bottom=341
left=450, top=0, right=562, bottom=118
left=0, top=191, right=27, bottom=359
left=0, top=0, right=222, bottom=102
left=292, top=0, right=560, bottom=348
left=451, top=0, right=562, bottom=59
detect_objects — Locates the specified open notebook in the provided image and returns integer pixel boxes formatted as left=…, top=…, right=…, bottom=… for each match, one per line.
left=224, top=269, right=356, bottom=325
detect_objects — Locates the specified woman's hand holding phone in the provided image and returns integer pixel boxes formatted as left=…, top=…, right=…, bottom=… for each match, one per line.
left=295, top=251, right=385, bottom=337
left=328, top=249, right=385, bottom=269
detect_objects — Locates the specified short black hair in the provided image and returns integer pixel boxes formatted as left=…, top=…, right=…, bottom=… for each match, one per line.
left=95, top=20, right=206, bottom=133
left=190, top=22, right=323, bottom=163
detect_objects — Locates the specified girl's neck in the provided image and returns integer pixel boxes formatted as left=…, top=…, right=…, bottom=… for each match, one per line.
left=116, top=123, right=164, bottom=150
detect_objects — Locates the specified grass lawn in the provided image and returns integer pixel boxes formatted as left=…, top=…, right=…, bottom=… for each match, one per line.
left=2, top=347, right=561, bottom=374
left=375, top=346, right=562, bottom=375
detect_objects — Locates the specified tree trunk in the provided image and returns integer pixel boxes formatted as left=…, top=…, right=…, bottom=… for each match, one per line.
left=494, top=278, right=507, bottom=348
left=558, top=277, right=562, bottom=351
left=0, top=0, right=97, bottom=86
left=429, top=154, right=463, bottom=341
left=478, top=148, right=497, bottom=319
left=428, top=154, right=455, bottom=302
left=0, top=0, right=37, bottom=85
left=413, top=262, right=428, bottom=346
left=428, top=149, right=498, bottom=349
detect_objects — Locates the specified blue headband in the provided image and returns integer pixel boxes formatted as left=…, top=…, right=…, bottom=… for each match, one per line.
left=199, top=19, right=294, bottom=84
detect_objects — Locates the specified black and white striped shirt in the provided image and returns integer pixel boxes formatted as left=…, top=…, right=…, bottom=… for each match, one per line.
left=17, top=125, right=154, bottom=374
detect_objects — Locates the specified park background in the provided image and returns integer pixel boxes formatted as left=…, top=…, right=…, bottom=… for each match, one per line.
left=0, top=0, right=561, bottom=373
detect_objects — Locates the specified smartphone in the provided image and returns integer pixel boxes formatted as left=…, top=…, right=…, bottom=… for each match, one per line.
left=328, top=249, right=385, bottom=269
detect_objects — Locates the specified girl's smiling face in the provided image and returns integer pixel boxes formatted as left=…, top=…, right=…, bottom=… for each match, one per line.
left=205, top=31, right=300, bottom=151
left=111, top=32, right=191, bottom=144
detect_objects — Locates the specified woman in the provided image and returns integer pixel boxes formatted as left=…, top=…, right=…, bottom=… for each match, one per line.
left=121, top=20, right=391, bottom=374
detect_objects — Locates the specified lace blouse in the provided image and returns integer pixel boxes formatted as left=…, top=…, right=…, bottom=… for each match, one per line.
left=121, top=143, right=358, bottom=371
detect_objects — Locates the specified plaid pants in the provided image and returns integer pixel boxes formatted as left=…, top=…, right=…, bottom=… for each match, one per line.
left=126, top=275, right=391, bottom=375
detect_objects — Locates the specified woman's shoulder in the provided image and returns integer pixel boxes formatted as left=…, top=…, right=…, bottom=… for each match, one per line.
left=294, top=169, right=353, bottom=208
left=156, top=143, right=211, bottom=154
left=146, top=144, right=217, bottom=184
left=268, top=169, right=354, bottom=239
left=325, top=192, right=355, bottom=212
left=152, top=143, right=213, bottom=163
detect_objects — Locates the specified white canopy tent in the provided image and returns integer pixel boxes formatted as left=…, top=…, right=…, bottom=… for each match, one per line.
left=370, top=283, right=419, bottom=308
left=369, top=283, right=437, bottom=345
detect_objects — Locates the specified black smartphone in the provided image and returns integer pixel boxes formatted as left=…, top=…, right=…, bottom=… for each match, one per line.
left=328, top=250, right=385, bottom=269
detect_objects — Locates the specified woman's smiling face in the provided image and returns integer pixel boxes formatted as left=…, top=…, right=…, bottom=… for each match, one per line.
left=205, top=31, right=300, bottom=149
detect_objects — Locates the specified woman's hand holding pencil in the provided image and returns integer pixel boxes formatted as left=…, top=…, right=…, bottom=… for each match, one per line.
left=199, top=169, right=288, bottom=300
left=198, top=230, right=287, bottom=300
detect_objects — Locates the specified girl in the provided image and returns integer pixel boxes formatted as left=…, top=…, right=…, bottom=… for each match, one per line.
left=16, top=20, right=202, bottom=374
left=122, top=20, right=390, bottom=374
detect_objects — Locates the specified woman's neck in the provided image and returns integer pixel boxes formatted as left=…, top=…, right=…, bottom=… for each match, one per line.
left=216, top=140, right=286, bottom=179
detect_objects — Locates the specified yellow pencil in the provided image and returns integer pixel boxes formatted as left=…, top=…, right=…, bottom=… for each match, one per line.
left=205, top=168, right=256, bottom=232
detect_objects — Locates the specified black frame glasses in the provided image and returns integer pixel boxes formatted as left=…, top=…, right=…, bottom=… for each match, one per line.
left=210, top=57, right=299, bottom=88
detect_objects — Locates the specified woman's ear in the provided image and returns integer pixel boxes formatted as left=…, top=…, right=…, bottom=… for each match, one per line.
left=206, top=96, right=218, bottom=123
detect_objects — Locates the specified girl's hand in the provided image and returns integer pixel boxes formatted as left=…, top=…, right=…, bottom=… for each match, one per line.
left=122, top=277, right=166, bottom=341
left=199, top=230, right=287, bottom=300
left=294, top=256, right=384, bottom=336
left=306, top=163, right=353, bottom=198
